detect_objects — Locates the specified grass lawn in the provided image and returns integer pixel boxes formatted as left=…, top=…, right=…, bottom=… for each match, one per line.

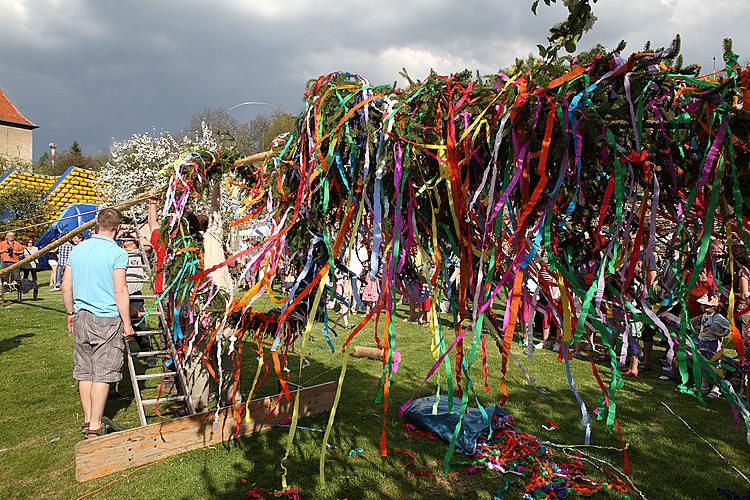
left=1, top=270, right=749, bottom=499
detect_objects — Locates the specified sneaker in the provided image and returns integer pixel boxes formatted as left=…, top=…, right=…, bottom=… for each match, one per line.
left=534, top=341, right=545, bottom=350
left=552, top=344, right=560, bottom=353
left=52, top=287, right=60, bottom=291
left=707, top=387, right=721, bottom=399
left=658, top=375, right=670, bottom=380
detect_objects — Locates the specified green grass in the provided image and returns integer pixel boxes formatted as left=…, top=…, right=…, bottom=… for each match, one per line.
left=1, top=270, right=749, bottom=499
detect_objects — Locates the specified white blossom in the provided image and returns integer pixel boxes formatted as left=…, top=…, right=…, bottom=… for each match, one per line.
left=582, top=13, right=597, bottom=32
left=96, top=122, right=220, bottom=219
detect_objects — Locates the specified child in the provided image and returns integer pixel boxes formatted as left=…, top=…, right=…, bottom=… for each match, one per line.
left=692, top=294, right=730, bottom=398
left=361, top=272, right=380, bottom=313
left=418, top=281, right=432, bottom=326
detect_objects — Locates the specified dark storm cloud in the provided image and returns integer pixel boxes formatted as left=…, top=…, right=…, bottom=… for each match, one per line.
left=0, top=0, right=746, bottom=160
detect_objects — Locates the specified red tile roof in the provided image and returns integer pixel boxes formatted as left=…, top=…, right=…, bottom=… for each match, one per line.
left=0, top=89, right=37, bottom=129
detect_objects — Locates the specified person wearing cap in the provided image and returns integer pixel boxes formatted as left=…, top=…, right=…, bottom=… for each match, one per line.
left=691, top=294, right=730, bottom=399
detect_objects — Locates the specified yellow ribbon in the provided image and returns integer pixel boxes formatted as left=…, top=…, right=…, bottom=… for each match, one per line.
left=558, top=271, right=573, bottom=343
left=318, top=350, right=349, bottom=485
left=281, top=274, right=330, bottom=489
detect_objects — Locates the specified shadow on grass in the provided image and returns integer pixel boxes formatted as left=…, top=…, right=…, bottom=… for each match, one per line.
left=193, top=358, right=463, bottom=500
left=7, top=298, right=66, bottom=316
left=93, top=296, right=748, bottom=499
left=191, top=339, right=750, bottom=499
left=0, top=332, right=34, bottom=355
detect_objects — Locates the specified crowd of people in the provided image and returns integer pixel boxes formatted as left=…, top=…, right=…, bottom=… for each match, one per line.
left=1, top=231, right=39, bottom=299
left=1, top=192, right=175, bottom=437
left=272, top=233, right=748, bottom=400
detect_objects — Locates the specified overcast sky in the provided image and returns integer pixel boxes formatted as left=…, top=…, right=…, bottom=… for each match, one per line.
left=1, top=0, right=747, bottom=161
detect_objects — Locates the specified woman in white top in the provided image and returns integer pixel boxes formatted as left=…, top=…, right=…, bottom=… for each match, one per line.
left=21, top=239, right=39, bottom=283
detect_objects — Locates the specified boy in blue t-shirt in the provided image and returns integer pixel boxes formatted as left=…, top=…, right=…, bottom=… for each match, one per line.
left=61, top=208, right=135, bottom=438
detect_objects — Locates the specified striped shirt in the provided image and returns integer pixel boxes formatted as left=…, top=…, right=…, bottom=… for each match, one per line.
left=58, top=242, right=74, bottom=266
left=126, top=253, right=145, bottom=296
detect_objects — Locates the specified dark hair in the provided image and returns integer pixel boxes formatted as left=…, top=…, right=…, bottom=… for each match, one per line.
left=733, top=244, right=749, bottom=268
left=184, top=213, right=208, bottom=240
left=97, top=208, right=123, bottom=232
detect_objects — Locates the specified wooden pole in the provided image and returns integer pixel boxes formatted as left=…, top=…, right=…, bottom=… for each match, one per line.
left=3, top=148, right=274, bottom=278
left=0, top=192, right=152, bottom=278
left=352, top=346, right=384, bottom=360
left=233, top=150, right=273, bottom=168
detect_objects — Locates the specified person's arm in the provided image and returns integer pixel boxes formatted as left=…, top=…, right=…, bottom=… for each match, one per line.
left=113, top=268, right=135, bottom=338
left=148, top=188, right=160, bottom=234
left=61, top=266, right=75, bottom=333
left=741, top=274, right=750, bottom=301
left=690, top=314, right=702, bottom=332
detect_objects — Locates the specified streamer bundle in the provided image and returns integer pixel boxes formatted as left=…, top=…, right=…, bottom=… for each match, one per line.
left=153, top=39, right=750, bottom=482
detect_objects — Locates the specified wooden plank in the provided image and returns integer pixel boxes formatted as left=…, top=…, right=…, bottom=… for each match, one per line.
left=75, top=381, right=337, bottom=482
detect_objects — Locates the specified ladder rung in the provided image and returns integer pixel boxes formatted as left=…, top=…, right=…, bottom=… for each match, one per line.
left=141, top=395, right=186, bottom=405
left=135, top=372, right=176, bottom=381
left=131, top=350, right=169, bottom=357
left=131, top=329, right=162, bottom=336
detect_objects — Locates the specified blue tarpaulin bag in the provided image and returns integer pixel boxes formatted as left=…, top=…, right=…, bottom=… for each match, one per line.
left=401, top=396, right=509, bottom=455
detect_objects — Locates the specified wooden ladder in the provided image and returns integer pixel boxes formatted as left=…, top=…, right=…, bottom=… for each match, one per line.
left=122, top=215, right=195, bottom=426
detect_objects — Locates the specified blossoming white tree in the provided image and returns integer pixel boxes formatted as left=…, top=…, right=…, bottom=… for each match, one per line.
left=96, top=122, right=219, bottom=219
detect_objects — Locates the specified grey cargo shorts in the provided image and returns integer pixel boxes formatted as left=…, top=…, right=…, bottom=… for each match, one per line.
left=72, top=309, right=125, bottom=383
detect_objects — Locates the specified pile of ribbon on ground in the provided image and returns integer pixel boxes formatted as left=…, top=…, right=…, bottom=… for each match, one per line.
left=399, top=410, right=634, bottom=498
left=152, top=38, right=750, bottom=487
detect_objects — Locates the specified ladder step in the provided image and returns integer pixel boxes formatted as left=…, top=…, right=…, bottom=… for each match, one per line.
left=131, top=329, right=163, bottom=336
left=131, top=350, right=169, bottom=357
left=141, top=395, right=186, bottom=405
left=135, top=372, right=176, bottom=381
